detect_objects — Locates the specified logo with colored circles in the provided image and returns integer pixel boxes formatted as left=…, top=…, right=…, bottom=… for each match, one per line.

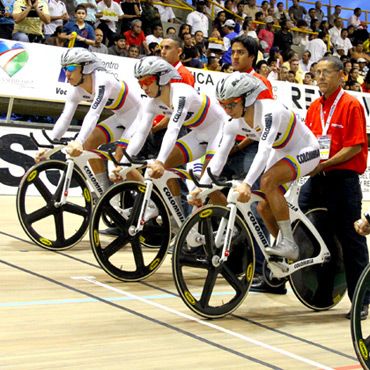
left=0, top=41, right=29, bottom=77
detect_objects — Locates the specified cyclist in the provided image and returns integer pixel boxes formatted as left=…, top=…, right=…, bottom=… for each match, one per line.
left=114, top=56, right=228, bottom=208
left=35, top=48, right=142, bottom=192
left=190, top=72, right=320, bottom=261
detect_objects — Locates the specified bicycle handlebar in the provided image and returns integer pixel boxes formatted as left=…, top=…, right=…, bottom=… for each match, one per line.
left=108, top=148, right=147, bottom=166
left=189, top=169, right=212, bottom=189
left=207, top=168, right=232, bottom=188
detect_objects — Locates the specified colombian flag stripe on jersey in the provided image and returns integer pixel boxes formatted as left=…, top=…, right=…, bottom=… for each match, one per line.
left=106, top=80, right=129, bottom=111
left=273, top=111, right=296, bottom=149
left=183, top=94, right=210, bottom=128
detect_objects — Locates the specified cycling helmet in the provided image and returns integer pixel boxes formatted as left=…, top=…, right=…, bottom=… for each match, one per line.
left=61, top=48, right=105, bottom=74
left=134, top=56, right=181, bottom=85
left=215, top=72, right=267, bottom=107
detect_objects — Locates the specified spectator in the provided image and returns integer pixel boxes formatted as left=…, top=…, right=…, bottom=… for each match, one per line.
left=60, top=5, right=94, bottom=48
left=306, top=31, right=327, bottom=63
left=221, top=62, right=233, bottom=72
left=357, top=58, right=368, bottom=78
left=288, top=0, right=306, bottom=26
left=186, top=46, right=204, bottom=68
left=333, top=45, right=345, bottom=59
left=347, top=25, right=356, bottom=45
left=157, top=0, right=175, bottom=23
left=146, top=24, right=163, bottom=45
left=348, top=67, right=362, bottom=84
left=260, top=0, right=270, bottom=18
left=0, top=0, right=15, bottom=39
left=240, top=18, right=258, bottom=40
left=166, top=26, right=176, bottom=35
left=258, top=16, right=275, bottom=53
left=178, top=23, right=191, bottom=39
left=140, top=0, right=161, bottom=36
left=223, top=0, right=234, bottom=20
left=148, top=41, right=160, bottom=55
left=267, top=6, right=278, bottom=25
left=299, top=50, right=312, bottom=72
left=124, top=19, right=150, bottom=55
left=269, top=45, right=282, bottom=66
left=89, top=28, right=108, bottom=54
left=304, top=8, right=317, bottom=27
left=287, top=69, right=297, bottom=83
left=301, top=56, right=369, bottom=320
left=314, top=1, right=324, bottom=24
left=343, top=60, right=352, bottom=81
left=334, top=28, right=352, bottom=56
left=303, top=71, right=315, bottom=85
left=350, top=41, right=370, bottom=64
left=274, top=2, right=290, bottom=22
left=278, top=64, right=289, bottom=81
left=328, top=17, right=343, bottom=47
left=44, top=24, right=64, bottom=46
left=186, top=0, right=209, bottom=38
left=221, top=19, right=238, bottom=64
left=310, top=61, right=317, bottom=75
left=213, top=10, right=226, bottom=37
left=255, top=12, right=265, bottom=34
left=194, top=30, right=204, bottom=46
left=348, top=7, right=362, bottom=30
left=289, top=57, right=302, bottom=83
left=43, top=0, right=68, bottom=39
left=236, top=1, right=247, bottom=20
left=245, top=0, right=258, bottom=22
left=96, top=0, right=124, bottom=47
left=310, top=18, right=319, bottom=33
left=273, top=19, right=292, bottom=53
left=108, top=34, right=128, bottom=56
left=74, top=0, right=97, bottom=28
left=269, top=0, right=278, bottom=13
left=181, top=32, right=193, bottom=65
left=346, top=79, right=362, bottom=92
left=267, top=56, right=279, bottom=81
left=292, top=19, right=308, bottom=48
left=328, top=4, right=341, bottom=27
left=12, top=0, right=50, bottom=42
left=119, top=0, right=140, bottom=34
left=361, top=70, right=370, bottom=92
left=127, top=44, right=140, bottom=58
left=319, top=20, right=329, bottom=34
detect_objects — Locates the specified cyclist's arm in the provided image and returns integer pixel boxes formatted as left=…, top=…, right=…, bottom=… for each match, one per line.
left=75, top=73, right=113, bottom=145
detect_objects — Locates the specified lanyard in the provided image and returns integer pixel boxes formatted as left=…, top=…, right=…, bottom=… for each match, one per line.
left=320, top=88, right=344, bottom=135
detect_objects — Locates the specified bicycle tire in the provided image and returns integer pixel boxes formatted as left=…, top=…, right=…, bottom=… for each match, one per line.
left=351, top=264, right=370, bottom=370
left=172, top=205, right=254, bottom=319
left=16, top=160, right=92, bottom=250
left=90, top=181, right=171, bottom=281
left=290, top=208, right=346, bottom=311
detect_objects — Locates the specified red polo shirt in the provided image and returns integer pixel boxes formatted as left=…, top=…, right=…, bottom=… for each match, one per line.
left=123, top=30, right=146, bottom=47
left=305, top=87, right=368, bottom=174
left=172, top=60, right=195, bottom=87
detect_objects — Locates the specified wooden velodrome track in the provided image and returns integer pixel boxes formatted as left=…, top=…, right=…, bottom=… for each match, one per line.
left=1, top=194, right=369, bottom=370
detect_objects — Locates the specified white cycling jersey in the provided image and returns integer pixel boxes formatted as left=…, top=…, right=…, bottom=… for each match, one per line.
left=125, top=82, right=226, bottom=164
left=50, top=70, right=142, bottom=145
left=203, top=99, right=320, bottom=186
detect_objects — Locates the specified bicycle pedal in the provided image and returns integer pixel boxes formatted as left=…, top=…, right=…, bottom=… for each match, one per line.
left=268, top=256, right=285, bottom=263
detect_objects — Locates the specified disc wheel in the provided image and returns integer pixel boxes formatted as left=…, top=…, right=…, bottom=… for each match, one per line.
left=351, top=264, right=370, bottom=370
left=90, top=181, right=171, bottom=281
left=172, top=205, right=255, bottom=319
left=289, top=208, right=346, bottom=311
left=16, top=160, right=92, bottom=250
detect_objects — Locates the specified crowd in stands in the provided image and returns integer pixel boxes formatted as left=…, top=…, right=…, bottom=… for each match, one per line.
left=1, top=0, right=370, bottom=92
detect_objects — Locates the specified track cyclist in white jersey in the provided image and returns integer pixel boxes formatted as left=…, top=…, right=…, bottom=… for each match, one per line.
left=189, top=72, right=320, bottom=261
left=114, top=56, right=228, bottom=207
left=35, top=48, right=142, bottom=191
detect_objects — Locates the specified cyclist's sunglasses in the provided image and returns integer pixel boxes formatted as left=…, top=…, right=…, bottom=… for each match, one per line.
left=63, top=64, right=82, bottom=72
left=219, top=97, right=243, bottom=109
left=138, top=76, right=157, bottom=88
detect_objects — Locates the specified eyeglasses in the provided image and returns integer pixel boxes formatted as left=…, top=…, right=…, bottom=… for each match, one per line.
left=316, top=69, right=340, bottom=77
left=138, top=76, right=157, bottom=88
left=63, top=64, right=81, bottom=72
left=219, top=96, right=242, bottom=109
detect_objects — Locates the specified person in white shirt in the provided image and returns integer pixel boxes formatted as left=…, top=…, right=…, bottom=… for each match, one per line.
left=348, top=7, right=362, bottom=29
left=299, top=50, right=312, bottom=72
left=306, top=31, right=327, bottom=63
left=186, top=0, right=209, bottom=38
left=334, top=28, right=352, bottom=56
left=146, top=24, right=163, bottom=45
left=328, top=17, right=343, bottom=47
left=157, top=0, right=175, bottom=23
left=96, top=0, right=124, bottom=46
left=44, top=0, right=68, bottom=38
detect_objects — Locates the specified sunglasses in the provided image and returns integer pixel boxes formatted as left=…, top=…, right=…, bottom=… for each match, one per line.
left=219, top=96, right=242, bottom=109
left=138, top=76, right=157, bottom=88
left=63, top=64, right=81, bottom=72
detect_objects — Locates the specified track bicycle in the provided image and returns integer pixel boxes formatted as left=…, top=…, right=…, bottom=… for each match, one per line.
left=16, top=129, right=115, bottom=251
left=172, top=169, right=347, bottom=319
left=351, top=263, right=370, bottom=369
left=89, top=150, right=220, bottom=282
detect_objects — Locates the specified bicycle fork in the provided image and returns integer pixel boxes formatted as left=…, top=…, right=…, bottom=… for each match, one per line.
left=54, top=158, right=75, bottom=208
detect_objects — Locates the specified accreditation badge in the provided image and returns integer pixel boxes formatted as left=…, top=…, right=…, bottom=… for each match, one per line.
left=317, top=135, right=331, bottom=160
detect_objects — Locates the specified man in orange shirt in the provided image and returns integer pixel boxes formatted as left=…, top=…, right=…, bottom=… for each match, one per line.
left=300, top=56, right=369, bottom=320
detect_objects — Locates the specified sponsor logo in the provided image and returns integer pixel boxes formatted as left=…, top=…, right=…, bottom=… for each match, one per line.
left=92, top=85, right=105, bottom=109
left=293, top=258, right=313, bottom=269
left=0, top=41, right=29, bottom=77
left=247, top=211, right=268, bottom=247
left=84, top=165, right=103, bottom=194
left=297, top=149, right=320, bottom=164
left=286, top=202, right=298, bottom=212
left=173, top=96, right=186, bottom=123
left=261, top=113, right=272, bottom=140
left=163, top=186, right=185, bottom=222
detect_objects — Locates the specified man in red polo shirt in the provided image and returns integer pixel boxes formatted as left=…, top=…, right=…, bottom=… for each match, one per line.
left=123, top=19, right=150, bottom=55
left=301, top=56, right=369, bottom=320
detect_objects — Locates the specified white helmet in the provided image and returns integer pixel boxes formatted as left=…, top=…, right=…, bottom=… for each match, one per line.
left=215, top=72, right=268, bottom=107
left=134, top=56, right=181, bottom=85
left=61, top=48, right=105, bottom=74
